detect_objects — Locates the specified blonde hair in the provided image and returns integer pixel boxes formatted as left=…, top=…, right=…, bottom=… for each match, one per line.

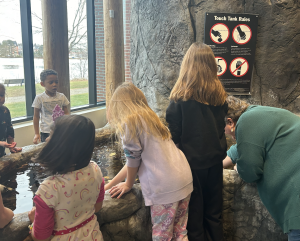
left=170, top=43, right=227, bottom=106
left=225, top=96, right=250, bottom=123
left=107, top=82, right=171, bottom=141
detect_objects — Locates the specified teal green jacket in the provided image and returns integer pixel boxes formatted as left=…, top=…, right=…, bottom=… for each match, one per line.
left=227, top=105, right=300, bottom=233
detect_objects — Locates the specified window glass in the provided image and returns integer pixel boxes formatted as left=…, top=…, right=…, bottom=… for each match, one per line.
left=0, top=0, right=26, bottom=118
left=68, top=0, right=89, bottom=108
left=31, top=0, right=44, bottom=96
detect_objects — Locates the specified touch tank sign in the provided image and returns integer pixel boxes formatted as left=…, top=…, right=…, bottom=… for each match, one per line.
left=204, top=13, right=258, bottom=94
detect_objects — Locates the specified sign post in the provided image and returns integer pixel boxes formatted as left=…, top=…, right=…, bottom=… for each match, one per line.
left=204, top=13, right=258, bottom=94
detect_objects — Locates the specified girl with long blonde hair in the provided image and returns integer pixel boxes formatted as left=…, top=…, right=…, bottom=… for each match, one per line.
left=105, top=82, right=193, bottom=240
left=166, top=43, right=228, bottom=241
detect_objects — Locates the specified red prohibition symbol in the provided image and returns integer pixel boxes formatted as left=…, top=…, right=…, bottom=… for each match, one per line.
left=215, top=56, right=227, bottom=76
left=232, top=24, right=252, bottom=45
left=230, top=57, right=249, bottom=77
left=210, top=23, right=230, bottom=44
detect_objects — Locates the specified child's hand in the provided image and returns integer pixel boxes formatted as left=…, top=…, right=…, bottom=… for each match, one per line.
left=0, top=141, right=16, bottom=148
left=109, top=182, right=132, bottom=199
left=9, top=147, right=22, bottom=153
left=33, top=134, right=41, bottom=144
left=28, top=207, right=36, bottom=223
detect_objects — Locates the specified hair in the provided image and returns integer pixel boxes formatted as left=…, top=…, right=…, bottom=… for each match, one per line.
left=33, top=115, right=95, bottom=174
left=107, top=82, right=171, bottom=141
left=0, top=83, right=5, bottom=94
left=170, top=42, right=227, bottom=106
left=225, top=96, right=250, bottom=124
left=40, top=69, right=58, bottom=82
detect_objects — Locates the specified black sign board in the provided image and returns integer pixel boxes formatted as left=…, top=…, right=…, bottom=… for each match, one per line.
left=204, top=13, right=258, bottom=94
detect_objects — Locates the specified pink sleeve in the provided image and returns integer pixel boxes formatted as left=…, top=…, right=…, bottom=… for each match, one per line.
left=96, top=178, right=105, bottom=203
left=32, top=195, right=55, bottom=240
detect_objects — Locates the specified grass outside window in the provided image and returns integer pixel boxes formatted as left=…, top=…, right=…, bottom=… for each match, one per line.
left=5, top=79, right=89, bottom=119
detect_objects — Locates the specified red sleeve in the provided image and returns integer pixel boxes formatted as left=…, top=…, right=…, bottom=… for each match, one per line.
left=96, top=178, right=105, bottom=203
left=32, top=195, right=55, bottom=240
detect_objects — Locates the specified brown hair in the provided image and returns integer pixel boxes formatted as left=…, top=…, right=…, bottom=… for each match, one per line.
left=34, top=115, right=95, bottom=174
left=225, top=96, right=250, bottom=123
left=107, top=82, right=171, bottom=141
left=170, top=43, right=227, bottom=106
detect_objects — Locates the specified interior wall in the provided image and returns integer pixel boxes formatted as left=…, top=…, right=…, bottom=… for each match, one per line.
left=12, top=106, right=107, bottom=148
left=130, top=0, right=300, bottom=116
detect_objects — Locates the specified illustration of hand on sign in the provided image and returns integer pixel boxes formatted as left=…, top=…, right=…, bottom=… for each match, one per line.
left=232, top=24, right=252, bottom=44
left=230, top=57, right=249, bottom=77
left=236, top=61, right=242, bottom=75
left=215, top=57, right=227, bottom=76
left=210, top=23, right=229, bottom=44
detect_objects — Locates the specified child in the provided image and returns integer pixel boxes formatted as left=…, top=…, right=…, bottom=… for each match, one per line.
left=166, top=43, right=228, bottom=241
left=0, top=83, right=22, bottom=157
left=32, top=69, right=70, bottom=144
left=105, top=82, right=193, bottom=240
left=28, top=115, right=105, bottom=241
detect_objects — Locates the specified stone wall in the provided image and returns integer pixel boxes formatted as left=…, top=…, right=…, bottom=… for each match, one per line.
left=130, top=0, right=300, bottom=116
left=0, top=170, right=288, bottom=241
left=0, top=126, right=288, bottom=240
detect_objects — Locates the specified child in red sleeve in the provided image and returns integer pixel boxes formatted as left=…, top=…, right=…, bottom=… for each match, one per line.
left=28, top=115, right=105, bottom=241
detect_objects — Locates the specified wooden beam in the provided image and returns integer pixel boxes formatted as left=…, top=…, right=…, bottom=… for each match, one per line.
left=41, top=0, right=70, bottom=107
left=103, top=0, right=125, bottom=105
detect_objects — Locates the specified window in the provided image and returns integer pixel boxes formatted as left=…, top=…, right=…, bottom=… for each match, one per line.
left=0, top=0, right=26, bottom=119
left=31, top=0, right=44, bottom=96
left=0, top=0, right=101, bottom=123
left=68, top=0, right=89, bottom=108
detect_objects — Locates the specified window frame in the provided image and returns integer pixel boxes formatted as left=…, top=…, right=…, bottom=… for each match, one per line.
left=12, top=0, right=104, bottom=124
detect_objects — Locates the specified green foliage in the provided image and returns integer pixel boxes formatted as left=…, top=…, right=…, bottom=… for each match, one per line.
left=5, top=80, right=88, bottom=98
left=70, top=93, right=89, bottom=108
left=6, top=93, right=89, bottom=119
left=5, top=102, right=26, bottom=119
left=5, top=80, right=89, bottom=118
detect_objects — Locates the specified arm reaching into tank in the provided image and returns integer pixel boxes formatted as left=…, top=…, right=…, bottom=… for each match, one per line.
left=223, top=155, right=234, bottom=169
left=109, top=166, right=139, bottom=199
left=104, top=164, right=128, bottom=191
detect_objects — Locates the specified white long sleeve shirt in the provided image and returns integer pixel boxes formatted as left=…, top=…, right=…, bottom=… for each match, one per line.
left=122, top=125, right=193, bottom=206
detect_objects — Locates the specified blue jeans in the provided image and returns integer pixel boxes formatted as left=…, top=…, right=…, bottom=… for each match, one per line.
left=288, top=230, right=300, bottom=241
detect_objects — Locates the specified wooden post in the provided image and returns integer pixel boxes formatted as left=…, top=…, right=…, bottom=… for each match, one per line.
left=103, top=0, right=125, bottom=105
left=41, top=0, right=70, bottom=106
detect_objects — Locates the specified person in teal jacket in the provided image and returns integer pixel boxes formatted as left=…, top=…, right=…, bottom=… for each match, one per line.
left=223, top=96, right=300, bottom=241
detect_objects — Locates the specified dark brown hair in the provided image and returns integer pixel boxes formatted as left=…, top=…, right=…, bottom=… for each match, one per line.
left=40, top=69, right=58, bottom=82
left=34, top=115, right=95, bottom=174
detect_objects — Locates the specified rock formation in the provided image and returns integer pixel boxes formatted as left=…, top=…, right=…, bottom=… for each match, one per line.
left=130, top=0, right=300, bottom=116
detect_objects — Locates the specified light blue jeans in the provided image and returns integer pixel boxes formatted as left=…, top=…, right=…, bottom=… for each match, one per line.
left=288, top=230, right=300, bottom=241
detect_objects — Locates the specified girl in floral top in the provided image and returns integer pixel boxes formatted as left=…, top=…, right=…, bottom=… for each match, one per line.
left=28, top=115, right=105, bottom=241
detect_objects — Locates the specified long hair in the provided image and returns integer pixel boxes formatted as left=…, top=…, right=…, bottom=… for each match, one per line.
left=170, top=43, right=227, bottom=106
left=34, top=115, right=95, bottom=174
left=107, top=82, right=171, bottom=141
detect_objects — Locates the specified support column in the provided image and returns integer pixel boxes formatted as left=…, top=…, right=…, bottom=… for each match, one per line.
left=41, top=0, right=70, bottom=105
left=103, top=0, right=125, bottom=105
